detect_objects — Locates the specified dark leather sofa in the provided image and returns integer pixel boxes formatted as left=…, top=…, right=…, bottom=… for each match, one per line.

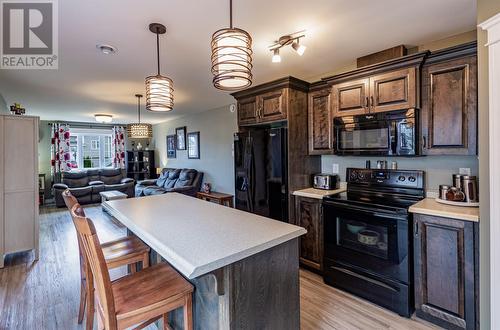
left=54, top=168, right=134, bottom=207
left=135, top=168, right=203, bottom=197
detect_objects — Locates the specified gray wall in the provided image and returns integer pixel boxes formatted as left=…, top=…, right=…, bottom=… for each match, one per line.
left=321, top=155, right=478, bottom=193
left=39, top=120, right=53, bottom=197
left=152, top=105, right=237, bottom=195
left=0, top=93, right=7, bottom=113
left=478, top=1, right=500, bottom=328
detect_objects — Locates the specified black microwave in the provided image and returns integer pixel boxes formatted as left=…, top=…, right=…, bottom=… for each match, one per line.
left=333, top=109, right=417, bottom=156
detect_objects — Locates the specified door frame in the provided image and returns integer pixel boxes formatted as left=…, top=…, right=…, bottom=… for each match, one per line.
left=480, top=12, right=500, bottom=330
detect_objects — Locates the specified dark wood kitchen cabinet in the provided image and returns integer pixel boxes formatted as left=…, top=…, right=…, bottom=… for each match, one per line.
left=421, top=42, right=477, bottom=155
left=308, top=85, right=333, bottom=155
left=234, top=80, right=298, bottom=126
left=295, top=196, right=323, bottom=271
left=369, top=67, right=417, bottom=113
left=328, top=52, right=426, bottom=118
left=331, top=78, right=369, bottom=117
left=414, top=213, right=478, bottom=330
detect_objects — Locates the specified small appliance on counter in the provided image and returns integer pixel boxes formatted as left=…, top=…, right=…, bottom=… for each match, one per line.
left=313, top=174, right=339, bottom=190
left=437, top=174, right=479, bottom=207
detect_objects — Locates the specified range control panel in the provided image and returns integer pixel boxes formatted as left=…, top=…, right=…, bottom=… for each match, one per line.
left=346, top=168, right=425, bottom=189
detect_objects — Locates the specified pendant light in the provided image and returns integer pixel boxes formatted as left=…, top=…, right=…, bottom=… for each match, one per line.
left=145, top=23, right=174, bottom=112
left=211, top=0, right=253, bottom=91
left=127, top=94, right=153, bottom=138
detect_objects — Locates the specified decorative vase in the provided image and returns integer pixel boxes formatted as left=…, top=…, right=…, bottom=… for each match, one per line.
left=202, top=183, right=212, bottom=193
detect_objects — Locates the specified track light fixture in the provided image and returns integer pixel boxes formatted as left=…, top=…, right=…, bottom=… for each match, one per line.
left=269, top=32, right=306, bottom=63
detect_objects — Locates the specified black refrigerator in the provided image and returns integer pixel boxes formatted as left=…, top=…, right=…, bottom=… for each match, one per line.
left=234, top=127, right=288, bottom=222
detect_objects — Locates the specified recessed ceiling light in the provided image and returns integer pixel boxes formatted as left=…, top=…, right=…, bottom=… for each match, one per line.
left=94, top=114, right=113, bottom=123
left=96, top=44, right=117, bottom=55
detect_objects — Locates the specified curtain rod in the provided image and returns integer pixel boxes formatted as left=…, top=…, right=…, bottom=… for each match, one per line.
left=47, top=121, right=127, bottom=129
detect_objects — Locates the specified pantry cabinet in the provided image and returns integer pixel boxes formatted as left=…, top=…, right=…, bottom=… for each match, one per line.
left=308, top=85, right=333, bottom=155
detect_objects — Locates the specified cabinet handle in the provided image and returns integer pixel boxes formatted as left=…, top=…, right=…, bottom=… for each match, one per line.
left=370, top=96, right=374, bottom=111
left=414, top=221, right=419, bottom=237
left=422, top=136, right=427, bottom=148
left=364, top=96, right=369, bottom=109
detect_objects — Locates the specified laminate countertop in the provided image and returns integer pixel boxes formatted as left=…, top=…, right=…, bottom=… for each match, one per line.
left=409, top=198, right=479, bottom=222
left=292, top=187, right=346, bottom=199
left=102, top=193, right=306, bottom=279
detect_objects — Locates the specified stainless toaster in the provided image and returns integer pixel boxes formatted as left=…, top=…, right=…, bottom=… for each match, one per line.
left=313, top=174, right=339, bottom=190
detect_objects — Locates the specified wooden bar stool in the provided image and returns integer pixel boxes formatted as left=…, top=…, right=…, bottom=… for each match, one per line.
left=70, top=204, right=194, bottom=330
left=62, top=190, right=151, bottom=330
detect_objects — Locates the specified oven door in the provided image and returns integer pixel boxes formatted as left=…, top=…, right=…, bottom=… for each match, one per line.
left=334, top=120, right=393, bottom=155
left=323, top=201, right=410, bottom=282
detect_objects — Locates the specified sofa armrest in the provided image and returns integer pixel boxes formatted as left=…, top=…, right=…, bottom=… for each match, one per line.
left=121, top=177, right=134, bottom=184
left=89, top=180, right=104, bottom=186
left=53, top=183, right=68, bottom=190
left=137, top=179, right=157, bottom=186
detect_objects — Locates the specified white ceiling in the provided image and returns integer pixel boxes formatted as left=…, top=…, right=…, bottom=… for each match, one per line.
left=0, top=0, right=476, bottom=124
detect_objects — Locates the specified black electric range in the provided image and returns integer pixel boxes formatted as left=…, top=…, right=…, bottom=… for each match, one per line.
left=322, top=168, right=425, bottom=317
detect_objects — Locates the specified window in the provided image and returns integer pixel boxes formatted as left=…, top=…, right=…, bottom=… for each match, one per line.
left=70, top=129, right=114, bottom=169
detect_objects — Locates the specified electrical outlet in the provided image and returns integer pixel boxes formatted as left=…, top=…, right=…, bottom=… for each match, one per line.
left=332, top=163, right=339, bottom=174
left=459, top=168, right=471, bottom=175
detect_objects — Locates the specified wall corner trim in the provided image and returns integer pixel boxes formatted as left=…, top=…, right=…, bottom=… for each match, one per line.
left=479, top=13, right=500, bottom=46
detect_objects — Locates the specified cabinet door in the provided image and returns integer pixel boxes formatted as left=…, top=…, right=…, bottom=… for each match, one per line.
left=332, top=78, right=369, bottom=117
left=421, top=56, right=477, bottom=155
left=308, top=88, right=333, bottom=155
left=259, top=88, right=288, bottom=123
left=414, top=214, right=476, bottom=330
left=369, top=67, right=417, bottom=113
left=295, top=196, right=323, bottom=271
left=237, top=96, right=258, bottom=126
left=0, top=117, right=3, bottom=267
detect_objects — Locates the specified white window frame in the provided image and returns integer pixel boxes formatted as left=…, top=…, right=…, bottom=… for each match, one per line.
left=70, top=128, right=113, bottom=170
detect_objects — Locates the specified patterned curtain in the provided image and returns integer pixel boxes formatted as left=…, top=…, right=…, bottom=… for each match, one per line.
left=50, top=123, right=71, bottom=183
left=112, top=126, right=126, bottom=169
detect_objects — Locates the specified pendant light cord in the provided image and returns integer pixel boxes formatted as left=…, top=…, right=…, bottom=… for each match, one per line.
left=229, top=0, right=233, bottom=28
left=156, top=31, right=161, bottom=75
left=137, top=95, right=141, bottom=124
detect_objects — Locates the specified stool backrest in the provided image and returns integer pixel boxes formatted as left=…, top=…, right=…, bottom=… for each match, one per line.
left=70, top=204, right=117, bottom=329
left=62, top=189, right=84, bottom=215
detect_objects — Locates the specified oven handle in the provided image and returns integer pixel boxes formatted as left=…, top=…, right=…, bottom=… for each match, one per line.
left=323, top=201, right=407, bottom=219
left=330, top=266, right=400, bottom=293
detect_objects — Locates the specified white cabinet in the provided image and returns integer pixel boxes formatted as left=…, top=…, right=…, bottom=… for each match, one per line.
left=0, top=115, right=39, bottom=268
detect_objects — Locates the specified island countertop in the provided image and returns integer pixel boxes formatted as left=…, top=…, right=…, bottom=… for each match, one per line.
left=102, top=193, right=306, bottom=279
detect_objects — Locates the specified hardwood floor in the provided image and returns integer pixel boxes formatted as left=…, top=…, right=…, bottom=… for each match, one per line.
left=0, top=204, right=441, bottom=330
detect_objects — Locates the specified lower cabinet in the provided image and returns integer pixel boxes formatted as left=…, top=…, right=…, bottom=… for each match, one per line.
left=295, top=196, right=323, bottom=271
left=413, top=214, right=478, bottom=330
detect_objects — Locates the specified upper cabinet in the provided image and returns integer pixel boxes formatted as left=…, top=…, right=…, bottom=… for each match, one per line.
left=232, top=77, right=308, bottom=127
left=421, top=42, right=478, bottom=155
left=327, top=52, right=425, bottom=119
left=309, top=85, right=333, bottom=154
left=331, top=78, right=370, bottom=117
left=369, top=68, right=417, bottom=113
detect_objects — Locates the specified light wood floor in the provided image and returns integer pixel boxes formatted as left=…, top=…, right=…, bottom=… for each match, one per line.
left=0, top=205, right=441, bottom=330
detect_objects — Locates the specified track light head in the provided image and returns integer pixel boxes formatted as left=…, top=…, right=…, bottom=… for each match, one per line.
left=272, top=49, right=281, bottom=63
left=292, top=40, right=306, bottom=56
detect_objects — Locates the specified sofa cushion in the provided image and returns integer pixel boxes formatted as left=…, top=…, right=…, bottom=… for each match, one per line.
left=104, top=183, right=126, bottom=191
left=143, top=186, right=166, bottom=196
left=68, top=186, right=92, bottom=197
left=174, top=169, right=197, bottom=188
left=156, top=171, right=169, bottom=187
left=63, top=171, right=89, bottom=188
left=100, top=168, right=123, bottom=185
left=87, top=169, right=101, bottom=182
left=164, top=169, right=181, bottom=189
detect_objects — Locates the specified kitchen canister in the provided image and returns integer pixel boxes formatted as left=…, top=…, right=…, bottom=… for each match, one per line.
left=460, top=175, right=478, bottom=203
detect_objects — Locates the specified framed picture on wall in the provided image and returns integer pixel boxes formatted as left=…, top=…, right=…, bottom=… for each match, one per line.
left=187, top=131, right=200, bottom=159
left=166, top=135, right=176, bottom=158
left=176, top=126, right=187, bottom=150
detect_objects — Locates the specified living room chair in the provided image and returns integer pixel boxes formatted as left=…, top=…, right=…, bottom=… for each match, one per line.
left=70, top=204, right=194, bottom=330
left=62, top=190, right=151, bottom=330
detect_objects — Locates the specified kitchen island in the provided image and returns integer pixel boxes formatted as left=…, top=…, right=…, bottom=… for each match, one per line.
left=102, top=193, right=306, bottom=330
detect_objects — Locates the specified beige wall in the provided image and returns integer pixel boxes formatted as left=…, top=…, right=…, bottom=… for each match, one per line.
left=478, top=1, right=500, bottom=329
left=152, top=105, right=237, bottom=195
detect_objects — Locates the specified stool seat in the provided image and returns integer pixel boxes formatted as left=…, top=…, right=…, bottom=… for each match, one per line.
left=113, top=263, right=193, bottom=323
left=102, top=236, right=150, bottom=266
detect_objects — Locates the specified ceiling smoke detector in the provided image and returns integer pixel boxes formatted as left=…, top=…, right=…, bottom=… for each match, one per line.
left=96, top=44, right=117, bottom=55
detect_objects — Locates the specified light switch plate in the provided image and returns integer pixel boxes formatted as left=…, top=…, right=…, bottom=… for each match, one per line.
left=332, top=163, right=339, bottom=174
left=459, top=168, right=471, bottom=175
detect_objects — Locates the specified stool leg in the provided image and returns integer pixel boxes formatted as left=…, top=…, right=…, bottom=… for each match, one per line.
left=183, top=295, right=193, bottom=330
left=142, top=253, right=150, bottom=269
